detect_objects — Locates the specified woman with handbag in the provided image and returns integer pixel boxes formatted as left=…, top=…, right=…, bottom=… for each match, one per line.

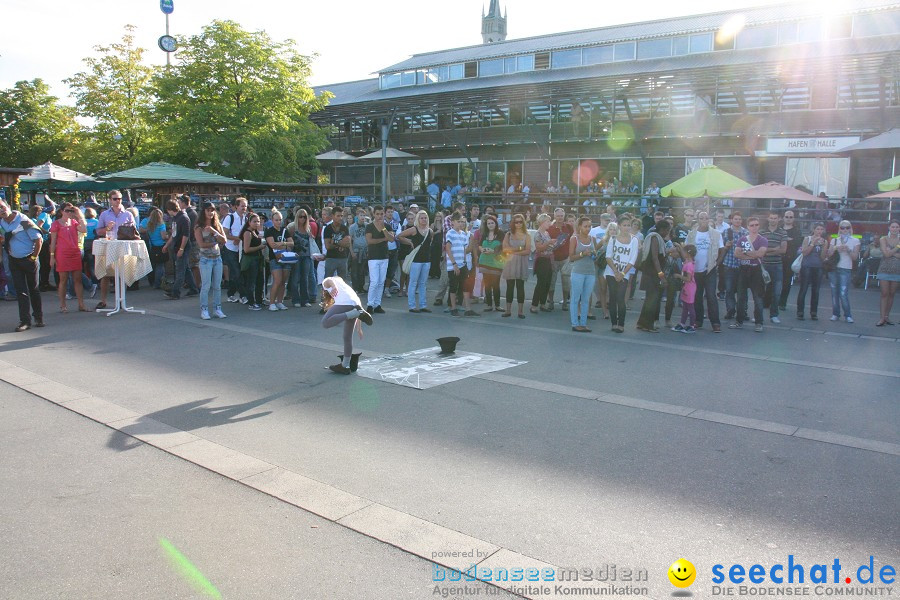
left=529, top=213, right=555, bottom=314
left=876, top=220, right=900, bottom=326
left=475, top=214, right=503, bottom=312
left=397, top=210, right=434, bottom=313
left=264, top=209, right=292, bottom=311
left=796, top=223, right=829, bottom=320
left=501, top=213, right=532, bottom=319
left=193, top=201, right=227, bottom=320
left=140, top=207, right=169, bottom=289
left=826, top=220, right=860, bottom=323
left=287, top=208, right=318, bottom=308
left=49, top=202, right=88, bottom=313
left=240, top=213, right=266, bottom=311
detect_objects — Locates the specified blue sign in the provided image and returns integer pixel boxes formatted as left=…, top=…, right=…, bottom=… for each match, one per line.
left=160, top=0, right=174, bottom=14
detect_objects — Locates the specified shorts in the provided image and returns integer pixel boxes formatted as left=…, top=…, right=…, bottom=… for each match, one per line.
left=189, top=245, right=200, bottom=269
left=269, top=261, right=290, bottom=271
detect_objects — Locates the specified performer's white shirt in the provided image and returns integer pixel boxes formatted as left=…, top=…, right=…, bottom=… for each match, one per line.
left=326, top=277, right=361, bottom=307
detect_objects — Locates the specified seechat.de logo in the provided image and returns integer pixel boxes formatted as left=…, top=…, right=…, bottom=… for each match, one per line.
left=668, top=558, right=697, bottom=588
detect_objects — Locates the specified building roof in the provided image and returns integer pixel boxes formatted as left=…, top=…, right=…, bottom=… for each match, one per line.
left=314, top=35, right=900, bottom=114
left=102, top=162, right=244, bottom=184
left=378, top=0, right=899, bottom=73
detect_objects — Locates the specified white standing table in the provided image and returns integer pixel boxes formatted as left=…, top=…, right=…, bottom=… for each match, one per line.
left=92, top=239, right=152, bottom=316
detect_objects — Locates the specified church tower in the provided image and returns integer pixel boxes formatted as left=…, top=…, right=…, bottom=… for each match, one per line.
left=482, top=0, right=507, bottom=44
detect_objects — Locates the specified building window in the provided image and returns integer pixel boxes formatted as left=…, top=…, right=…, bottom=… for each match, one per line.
left=479, top=58, right=503, bottom=77
left=691, top=33, right=713, bottom=53
left=686, top=157, right=713, bottom=175
left=672, top=37, right=690, bottom=56
left=736, top=25, right=778, bottom=49
left=798, top=19, right=824, bottom=43
left=853, top=10, right=900, bottom=37
left=464, top=62, right=478, bottom=78
left=583, top=45, right=614, bottom=65
left=786, top=157, right=849, bottom=197
left=380, top=73, right=401, bottom=89
left=401, top=71, right=416, bottom=86
left=637, top=38, right=672, bottom=59
left=778, top=22, right=799, bottom=45
left=614, top=42, right=635, bottom=61
left=552, top=49, right=582, bottom=69
left=535, top=52, right=551, bottom=70
left=517, top=55, right=534, bottom=72
left=450, top=64, right=465, bottom=80
left=504, top=57, right=516, bottom=74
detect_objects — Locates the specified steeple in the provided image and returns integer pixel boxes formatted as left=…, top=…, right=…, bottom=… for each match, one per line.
left=482, top=0, right=507, bottom=44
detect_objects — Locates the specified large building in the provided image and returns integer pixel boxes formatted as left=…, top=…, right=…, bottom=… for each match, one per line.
left=311, top=1, right=900, bottom=199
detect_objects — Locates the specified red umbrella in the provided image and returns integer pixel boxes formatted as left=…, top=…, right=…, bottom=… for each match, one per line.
left=867, top=189, right=900, bottom=199
left=723, top=181, right=826, bottom=202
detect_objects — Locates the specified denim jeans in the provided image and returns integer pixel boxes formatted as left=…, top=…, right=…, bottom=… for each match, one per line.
left=407, top=261, right=429, bottom=309
left=737, top=265, right=765, bottom=325
left=763, top=262, right=783, bottom=317
left=605, top=275, right=628, bottom=327
left=830, top=267, right=852, bottom=318
left=569, top=272, right=595, bottom=326
left=694, top=267, right=720, bottom=327
left=221, top=248, right=242, bottom=297
left=724, top=266, right=746, bottom=320
left=289, top=257, right=316, bottom=305
left=170, top=248, right=199, bottom=298
left=796, top=265, right=822, bottom=316
left=66, top=271, right=92, bottom=297
left=199, top=256, right=223, bottom=310
left=349, top=253, right=368, bottom=292
left=367, top=259, right=389, bottom=307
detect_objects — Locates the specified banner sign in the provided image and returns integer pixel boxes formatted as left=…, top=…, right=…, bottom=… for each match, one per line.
left=766, top=137, right=860, bottom=154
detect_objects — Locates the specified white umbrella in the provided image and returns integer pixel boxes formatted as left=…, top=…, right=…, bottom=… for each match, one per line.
left=315, top=150, right=358, bottom=161
left=357, top=147, right=419, bottom=160
left=20, top=161, right=96, bottom=184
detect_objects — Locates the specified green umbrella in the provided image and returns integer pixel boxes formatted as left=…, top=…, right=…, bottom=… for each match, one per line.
left=660, top=165, right=752, bottom=198
left=877, top=175, right=900, bottom=192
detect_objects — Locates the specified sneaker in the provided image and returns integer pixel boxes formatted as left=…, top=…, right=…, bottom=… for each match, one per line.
left=810, top=314, right=818, bottom=321
left=329, top=363, right=352, bottom=375
left=227, top=294, right=240, bottom=303
left=249, top=304, right=262, bottom=311
left=712, top=324, right=722, bottom=333
left=34, top=320, right=44, bottom=327
left=450, top=309, right=461, bottom=317
left=796, top=313, right=805, bottom=320
left=15, top=322, right=30, bottom=332
left=419, top=308, right=432, bottom=313
left=269, top=304, right=279, bottom=312
left=214, top=308, right=227, bottom=319
left=464, top=310, right=481, bottom=317
left=293, top=303, right=302, bottom=308
left=277, top=303, right=288, bottom=310
left=374, top=306, right=385, bottom=314
left=830, top=315, right=839, bottom=322
left=846, top=316, right=854, bottom=323
left=66, top=293, right=75, bottom=300
left=724, top=313, right=734, bottom=320
left=728, top=322, right=743, bottom=329
left=683, top=326, right=697, bottom=334
left=673, top=324, right=685, bottom=332
left=200, top=309, right=211, bottom=320
left=303, top=302, right=313, bottom=307
left=771, top=316, right=781, bottom=324
left=755, top=324, right=764, bottom=332
left=366, top=305, right=374, bottom=313
left=240, top=296, right=249, bottom=305
left=354, top=306, right=373, bottom=326
left=90, top=284, right=98, bottom=298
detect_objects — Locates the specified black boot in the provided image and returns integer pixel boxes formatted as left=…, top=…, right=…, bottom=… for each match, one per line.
left=329, top=363, right=351, bottom=374
left=338, top=354, right=364, bottom=372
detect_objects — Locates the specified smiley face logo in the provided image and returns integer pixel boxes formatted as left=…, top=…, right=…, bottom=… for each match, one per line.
left=668, top=558, right=696, bottom=587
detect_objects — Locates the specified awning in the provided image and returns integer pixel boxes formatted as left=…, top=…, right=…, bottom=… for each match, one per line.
left=660, top=165, right=751, bottom=198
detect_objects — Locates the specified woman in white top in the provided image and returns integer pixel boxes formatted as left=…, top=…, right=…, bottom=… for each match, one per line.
left=604, top=222, right=639, bottom=333
left=321, top=276, right=373, bottom=374
left=826, top=219, right=860, bottom=323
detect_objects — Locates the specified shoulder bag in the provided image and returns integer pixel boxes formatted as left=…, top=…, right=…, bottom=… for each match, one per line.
left=823, top=239, right=840, bottom=272
left=791, top=240, right=805, bottom=274
left=274, top=229, right=298, bottom=264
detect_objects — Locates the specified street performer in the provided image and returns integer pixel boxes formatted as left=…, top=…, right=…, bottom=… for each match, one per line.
left=321, top=276, right=373, bottom=374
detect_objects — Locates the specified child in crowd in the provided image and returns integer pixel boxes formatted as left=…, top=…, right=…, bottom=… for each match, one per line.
left=674, top=244, right=697, bottom=333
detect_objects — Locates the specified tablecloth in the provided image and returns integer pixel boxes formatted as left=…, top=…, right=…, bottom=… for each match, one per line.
left=92, top=239, right=152, bottom=286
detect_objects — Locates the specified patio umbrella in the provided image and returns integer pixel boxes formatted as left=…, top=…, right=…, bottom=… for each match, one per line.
left=840, top=129, right=900, bottom=152
left=19, top=162, right=97, bottom=191
left=877, top=175, right=900, bottom=192
left=357, top=147, right=419, bottom=160
left=315, top=150, right=358, bottom=161
left=660, top=165, right=751, bottom=198
left=723, top=181, right=826, bottom=202
left=867, top=189, right=900, bottom=199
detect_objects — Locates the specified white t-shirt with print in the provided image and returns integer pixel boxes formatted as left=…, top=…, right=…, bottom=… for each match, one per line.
left=603, top=237, right=640, bottom=279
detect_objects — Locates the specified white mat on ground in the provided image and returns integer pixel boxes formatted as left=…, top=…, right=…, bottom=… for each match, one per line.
left=355, top=348, right=526, bottom=390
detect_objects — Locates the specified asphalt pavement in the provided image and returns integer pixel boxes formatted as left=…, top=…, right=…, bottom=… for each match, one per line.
left=0, top=278, right=897, bottom=600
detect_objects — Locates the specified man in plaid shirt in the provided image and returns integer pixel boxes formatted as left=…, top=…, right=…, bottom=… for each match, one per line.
left=720, top=211, right=748, bottom=322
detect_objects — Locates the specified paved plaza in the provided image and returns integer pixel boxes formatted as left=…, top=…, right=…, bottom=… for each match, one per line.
left=0, top=280, right=897, bottom=599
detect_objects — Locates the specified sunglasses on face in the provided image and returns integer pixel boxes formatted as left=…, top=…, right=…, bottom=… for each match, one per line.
left=839, top=226, right=851, bottom=230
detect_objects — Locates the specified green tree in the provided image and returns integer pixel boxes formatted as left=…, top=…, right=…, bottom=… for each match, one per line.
left=65, top=25, right=158, bottom=172
left=154, top=20, right=330, bottom=181
left=0, top=79, right=80, bottom=167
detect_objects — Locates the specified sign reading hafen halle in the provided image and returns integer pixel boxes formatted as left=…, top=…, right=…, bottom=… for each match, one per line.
left=766, top=136, right=860, bottom=154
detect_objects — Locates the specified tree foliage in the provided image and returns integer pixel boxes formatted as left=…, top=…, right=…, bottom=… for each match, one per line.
left=0, top=79, right=80, bottom=168
left=65, top=25, right=159, bottom=172
left=154, top=20, right=330, bottom=181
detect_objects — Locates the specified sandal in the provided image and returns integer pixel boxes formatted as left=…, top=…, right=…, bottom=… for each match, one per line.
left=518, top=314, right=526, bottom=319
left=59, top=307, right=68, bottom=313
left=530, top=308, right=539, bottom=314
left=95, top=302, right=108, bottom=311
left=78, top=306, right=89, bottom=312
left=502, top=312, right=511, bottom=317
